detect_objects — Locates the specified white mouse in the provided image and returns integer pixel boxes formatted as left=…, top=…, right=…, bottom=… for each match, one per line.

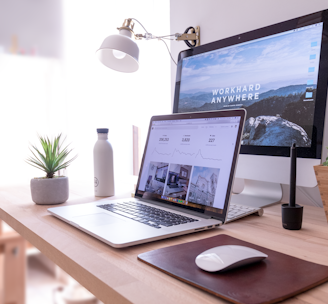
left=195, top=245, right=268, bottom=272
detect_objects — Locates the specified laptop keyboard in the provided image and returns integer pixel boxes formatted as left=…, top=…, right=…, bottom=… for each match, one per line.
left=97, top=201, right=198, bottom=229
left=226, top=203, right=261, bottom=223
left=97, top=201, right=262, bottom=228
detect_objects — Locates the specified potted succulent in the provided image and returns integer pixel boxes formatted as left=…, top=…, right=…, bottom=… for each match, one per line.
left=26, top=134, right=77, bottom=205
left=314, top=149, right=328, bottom=222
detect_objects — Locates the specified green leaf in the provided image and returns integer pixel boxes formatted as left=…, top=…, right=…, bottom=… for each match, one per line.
left=26, top=134, right=77, bottom=177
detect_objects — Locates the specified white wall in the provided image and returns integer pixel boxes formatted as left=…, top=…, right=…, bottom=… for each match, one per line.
left=0, top=55, right=66, bottom=185
left=63, top=0, right=171, bottom=194
left=1, top=1, right=171, bottom=193
left=170, top=0, right=328, bottom=207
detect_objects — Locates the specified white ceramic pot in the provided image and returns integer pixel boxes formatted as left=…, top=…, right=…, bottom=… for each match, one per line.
left=30, top=176, right=69, bottom=205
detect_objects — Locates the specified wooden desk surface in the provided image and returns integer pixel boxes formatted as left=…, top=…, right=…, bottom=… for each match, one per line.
left=1, top=183, right=328, bottom=304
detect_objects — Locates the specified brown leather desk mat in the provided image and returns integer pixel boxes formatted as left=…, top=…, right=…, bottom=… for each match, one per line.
left=138, top=234, right=328, bottom=304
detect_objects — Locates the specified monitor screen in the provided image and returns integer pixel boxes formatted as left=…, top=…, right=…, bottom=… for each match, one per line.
left=173, top=10, right=328, bottom=159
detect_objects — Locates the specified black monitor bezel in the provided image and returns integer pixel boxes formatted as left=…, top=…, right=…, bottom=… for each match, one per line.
left=173, top=10, right=328, bottom=159
left=135, top=109, right=246, bottom=222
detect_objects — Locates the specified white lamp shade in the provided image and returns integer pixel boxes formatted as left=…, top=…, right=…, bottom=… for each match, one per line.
left=96, top=33, right=139, bottom=73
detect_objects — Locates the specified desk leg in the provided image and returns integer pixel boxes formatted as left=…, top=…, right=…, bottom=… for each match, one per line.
left=3, top=236, right=26, bottom=304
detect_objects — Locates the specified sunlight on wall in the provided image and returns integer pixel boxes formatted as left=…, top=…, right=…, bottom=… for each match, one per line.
left=63, top=0, right=171, bottom=193
left=1, top=0, right=171, bottom=192
left=0, top=55, right=65, bottom=185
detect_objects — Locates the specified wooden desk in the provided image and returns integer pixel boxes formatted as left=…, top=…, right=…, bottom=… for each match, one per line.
left=0, top=183, right=328, bottom=304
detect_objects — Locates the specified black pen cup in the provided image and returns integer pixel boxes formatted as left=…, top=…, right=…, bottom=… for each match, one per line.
left=281, top=204, right=303, bottom=230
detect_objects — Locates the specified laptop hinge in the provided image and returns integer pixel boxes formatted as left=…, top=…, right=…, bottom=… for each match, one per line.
left=138, top=198, right=212, bottom=219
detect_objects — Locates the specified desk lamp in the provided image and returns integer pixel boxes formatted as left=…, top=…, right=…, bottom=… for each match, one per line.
left=96, top=18, right=200, bottom=72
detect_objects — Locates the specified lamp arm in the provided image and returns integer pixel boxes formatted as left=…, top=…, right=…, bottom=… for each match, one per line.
left=122, top=18, right=200, bottom=65
left=128, top=18, right=200, bottom=46
left=129, top=18, right=172, bottom=40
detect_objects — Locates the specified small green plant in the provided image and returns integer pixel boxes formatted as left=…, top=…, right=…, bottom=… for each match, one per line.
left=323, top=147, right=328, bottom=166
left=26, top=134, right=77, bottom=178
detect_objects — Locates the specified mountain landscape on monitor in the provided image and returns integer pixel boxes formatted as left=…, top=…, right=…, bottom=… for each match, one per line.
left=178, top=85, right=316, bottom=147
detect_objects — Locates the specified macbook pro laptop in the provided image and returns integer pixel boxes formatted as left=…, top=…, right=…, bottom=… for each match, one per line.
left=48, top=109, right=262, bottom=248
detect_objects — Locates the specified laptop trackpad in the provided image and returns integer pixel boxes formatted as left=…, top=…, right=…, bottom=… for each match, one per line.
left=72, top=213, right=126, bottom=227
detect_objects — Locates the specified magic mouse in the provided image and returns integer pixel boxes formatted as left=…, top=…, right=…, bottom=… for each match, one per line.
left=195, top=245, right=268, bottom=272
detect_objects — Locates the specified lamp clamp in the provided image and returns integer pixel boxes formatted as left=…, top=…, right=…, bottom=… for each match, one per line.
left=175, top=26, right=200, bottom=47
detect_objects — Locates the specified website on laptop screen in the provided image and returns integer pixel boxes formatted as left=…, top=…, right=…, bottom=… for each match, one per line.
left=177, top=22, right=323, bottom=148
left=137, top=116, right=241, bottom=213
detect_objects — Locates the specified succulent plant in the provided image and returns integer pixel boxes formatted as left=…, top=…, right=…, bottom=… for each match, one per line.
left=26, top=134, right=77, bottom=178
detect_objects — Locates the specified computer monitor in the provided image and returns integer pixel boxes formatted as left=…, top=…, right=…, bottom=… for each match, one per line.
left=168, top=172, right=179, bottom=186
left=173, top=10, right=328, bottom=207
left=155, top=165, right=168, bottom=182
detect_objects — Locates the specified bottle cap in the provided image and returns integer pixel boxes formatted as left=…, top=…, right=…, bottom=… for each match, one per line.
left=97, top=128, right=109, bottom=133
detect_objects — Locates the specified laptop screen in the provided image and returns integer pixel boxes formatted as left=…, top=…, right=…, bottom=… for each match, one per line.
left=136, top=110, right=245, bottom=220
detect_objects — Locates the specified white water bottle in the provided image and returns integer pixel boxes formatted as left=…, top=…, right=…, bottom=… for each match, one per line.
left=93, top=128, right=115, bottom=196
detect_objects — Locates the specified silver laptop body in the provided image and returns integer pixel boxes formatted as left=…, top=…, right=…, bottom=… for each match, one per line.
left=48, top=109, right=246, bottom=248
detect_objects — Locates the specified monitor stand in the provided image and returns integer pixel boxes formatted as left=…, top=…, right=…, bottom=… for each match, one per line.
left=230, top=179, right=282, bottom=208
